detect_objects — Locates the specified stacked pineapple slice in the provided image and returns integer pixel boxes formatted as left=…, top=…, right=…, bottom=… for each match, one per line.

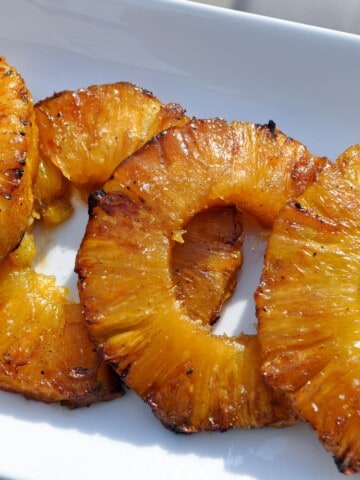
left=0, top=232, right=122, bottom=405
left=33, top=82, right=188, bottom=223
left=256, top=146, right=360, bottom=474
left=76, top=118, right=326, bottom=431
left=0, top=56, right=38, bottom=263
left=35, top=83, right=188, bottom=192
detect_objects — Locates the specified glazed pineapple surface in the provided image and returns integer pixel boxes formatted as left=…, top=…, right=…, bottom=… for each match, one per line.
left=32, top=156, right=73, bottom=225
left=0, top=234, right=123, bottom=406
left=256, top=146, right=360, bottom=474
left=0, top=56, right=38, bottom=263
left=172, top=206, right=243, bottom=325
left=76, top=118, right=328, bottom=432
left=35, top=82, right=188, bottom=192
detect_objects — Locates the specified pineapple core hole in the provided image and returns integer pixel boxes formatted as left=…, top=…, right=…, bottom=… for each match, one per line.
left=171, top=207, right=268, bottom=337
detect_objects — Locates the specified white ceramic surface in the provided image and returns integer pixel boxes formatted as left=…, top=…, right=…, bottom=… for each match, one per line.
left=1, top=1, right=360, bottom=479
left=191, top=0, right=360, bottom=35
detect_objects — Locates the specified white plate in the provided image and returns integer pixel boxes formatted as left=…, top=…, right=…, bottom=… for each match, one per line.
left=1, top=1, right=360, bottom=479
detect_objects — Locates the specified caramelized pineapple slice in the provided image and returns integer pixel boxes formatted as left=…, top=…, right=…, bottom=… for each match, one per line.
left=77, top=118, right=327, bottom=431
left=0, top=56, right=38, bottom=262
left=172, top=206, right=243, bottom=325
left=35, top=82, right=188, bottom=192
left=256, top=146, right=360, bottom=473
left=0, top=234, right=123, bottom=406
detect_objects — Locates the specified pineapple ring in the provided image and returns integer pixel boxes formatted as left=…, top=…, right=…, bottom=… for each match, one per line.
left=77, top=118, right=328, bottom=432
left=35, top=81, right=188, bottom=193
left=256, top=147, right=360, bottom=474
left=0, top=56, right=38, bottom=263
left=0, top=232, right=123, bottom=407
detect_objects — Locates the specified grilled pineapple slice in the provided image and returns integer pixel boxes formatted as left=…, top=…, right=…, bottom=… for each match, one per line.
left=0, top=233, right=123, bottom=406
left=35, top=82, right=188, bottom=192
left=77, top=118, right=327, bottom=431
left=256, top=146, right=360, bottom=474
left=0, top=56, right=38, bottom=262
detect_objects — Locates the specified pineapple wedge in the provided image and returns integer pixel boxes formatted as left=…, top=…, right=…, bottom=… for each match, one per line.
left=0, top=233, right=122, bottom=406
left=35, top=82, right=188, bottom=192
left=0, top=56, right=38, bottom=262
left=256, top=146, right=360, bottom=474
left=77, top=118, right=327, bottom=431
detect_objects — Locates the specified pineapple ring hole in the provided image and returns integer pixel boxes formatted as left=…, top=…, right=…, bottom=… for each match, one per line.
left=171, top=206, right=269, bottom=337
left=170, top=205, right=243, bottom=327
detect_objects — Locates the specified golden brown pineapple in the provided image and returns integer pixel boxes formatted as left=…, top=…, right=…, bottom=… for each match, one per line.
left=32, top=156, right=73, bottom=225
left=35, top=82, right=188, bottom=192
left=77, top=118, right=328, bottom=431
left=256, top=146, right=360, bottom=474
left=172, top=206, right=243, bottom=325
left=0, top=56, right=38, bottom=262
left=0, top=234, right=123, bottom=406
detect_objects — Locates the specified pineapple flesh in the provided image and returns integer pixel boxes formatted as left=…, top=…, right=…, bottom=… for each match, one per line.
left=172, top=206, right=243, bottom=325
left=32, top=156, right=73, bottom=225
left=0, top=232, right=123, bottom=406
left=256, top=146, right=360, bottom=474
left=35, top=82, right=188, bottom=192
left=0, top=56, right=39, bottom=262
left=76, top=118, right=328, bottom=431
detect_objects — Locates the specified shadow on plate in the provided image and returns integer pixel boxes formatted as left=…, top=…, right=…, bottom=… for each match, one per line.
left=0, top=368, right=343, bottom=478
